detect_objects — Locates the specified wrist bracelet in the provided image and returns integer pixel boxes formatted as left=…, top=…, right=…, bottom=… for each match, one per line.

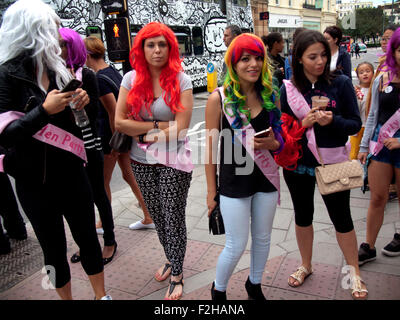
left=139, top=134, right=145, bottom=143
left=153, top=120, right=159, bottom=129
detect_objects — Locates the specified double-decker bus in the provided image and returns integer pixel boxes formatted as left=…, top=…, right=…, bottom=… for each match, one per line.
left=0, top=0, right=254, bottom=89
left=340, top=35, right=352, bottom=53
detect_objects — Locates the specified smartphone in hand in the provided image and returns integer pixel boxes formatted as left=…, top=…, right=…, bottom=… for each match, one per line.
left=254, top=128, right=271, bottom=138
left=61, top=79, right=82, bottom=93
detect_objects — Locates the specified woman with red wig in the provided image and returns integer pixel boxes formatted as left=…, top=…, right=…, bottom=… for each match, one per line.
left=115, top=22, right=193, bottom=300
left=205, top=33, right=283, bottom=300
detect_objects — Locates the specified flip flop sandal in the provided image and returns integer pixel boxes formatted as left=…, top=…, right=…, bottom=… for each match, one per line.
left=154, top=263, right=172, bottom=282
left=165, top=276, right=184, bottom=300
left=351, top=275, right=368, bottom=300
left=288, top=265, right=313, bottom=287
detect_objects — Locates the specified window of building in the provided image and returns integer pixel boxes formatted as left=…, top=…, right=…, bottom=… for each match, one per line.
left=275, top=0, right=279, bottom=5
left=289, top=0, right=292, bottom=7
left=192, top=27, right=204, bottom=56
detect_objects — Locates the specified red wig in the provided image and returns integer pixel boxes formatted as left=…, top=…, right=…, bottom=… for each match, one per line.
left=127, top=22, right=184, bottom=119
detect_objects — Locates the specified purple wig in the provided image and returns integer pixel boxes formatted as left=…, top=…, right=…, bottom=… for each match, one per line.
left=59, top=28, right=87, bottom=70
left=380, top=27, right=400, bottom=83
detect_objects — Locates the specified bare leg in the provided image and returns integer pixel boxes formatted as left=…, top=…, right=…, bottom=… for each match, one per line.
left=365, top=160, right=393, bottom=248
left=289, top=224, right=313, bottom=286
left=118, top=153, right=152, bottom=223
left=88, top=271, right=107, bottom=300
left=56, top=281, right=73, bottom=300
left=336, top=229, right=367, bottom=299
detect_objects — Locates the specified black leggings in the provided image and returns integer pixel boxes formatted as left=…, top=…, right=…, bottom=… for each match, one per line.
left=16, top=166, right=103, bottom=288
left=283, top=169, right=354, bottom=233
left=85, top=150, right=115, bottom=246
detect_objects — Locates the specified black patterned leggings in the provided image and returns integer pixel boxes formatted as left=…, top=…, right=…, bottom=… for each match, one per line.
left=131, top=162, right=192, bottom=276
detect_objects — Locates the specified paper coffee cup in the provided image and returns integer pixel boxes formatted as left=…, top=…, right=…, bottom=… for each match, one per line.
left=311, top=96, right=330, bottom=109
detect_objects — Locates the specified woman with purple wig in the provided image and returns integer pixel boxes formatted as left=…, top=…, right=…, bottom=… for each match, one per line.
left=358, top=27, right=400, bottom=264
left=59, top=28, right=117, bottom=267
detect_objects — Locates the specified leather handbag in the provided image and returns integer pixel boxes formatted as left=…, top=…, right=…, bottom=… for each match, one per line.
left=209, top=191, right=225, bottom=235
left=315, top=146, right=363, bottom=195
left=109, top=131, right=132, bottom=153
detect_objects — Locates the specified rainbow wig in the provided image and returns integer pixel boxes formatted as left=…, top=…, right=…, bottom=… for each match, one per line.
left=223, top=33, right=280, bottom=130
left=380, top=27, right=400, bottom=84
left=59, top=28, right=87, bottom=70
left=127, top=22, right=183, bottom=119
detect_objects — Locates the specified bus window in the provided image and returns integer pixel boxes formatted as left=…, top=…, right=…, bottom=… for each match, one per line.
left=233, top=0, right=248, bottom=6
left=170, top=26, right=192, bottom=56
left=192, top=27, right=204, bottom=56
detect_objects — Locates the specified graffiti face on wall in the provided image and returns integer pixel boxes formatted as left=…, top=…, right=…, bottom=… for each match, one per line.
left=0, top=0, right=253, bottom=88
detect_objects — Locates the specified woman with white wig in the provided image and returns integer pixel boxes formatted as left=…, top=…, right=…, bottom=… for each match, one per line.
left=0, top=0, right=110, bottom=300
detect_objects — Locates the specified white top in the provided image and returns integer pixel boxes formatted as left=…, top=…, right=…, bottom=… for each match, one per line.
left=121, top=70, right=193, bottom=164
left=330, top=50, right=339, bottom=72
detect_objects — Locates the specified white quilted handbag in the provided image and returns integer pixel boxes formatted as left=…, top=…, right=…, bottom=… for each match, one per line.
left=315, top=151, right=363, bottom=196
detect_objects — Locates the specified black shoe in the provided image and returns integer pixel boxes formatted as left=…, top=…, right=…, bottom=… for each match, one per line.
left=382, top=233, right=400, bottom=257
left=70, top=252, right=81, bottom=263
left=103, top=242, right=117, bottom=266
left=211, top=281, right=227, bottom=301
left=358, top=243, right=376, bottom=266
left=0, top=236, right=11, bottom=255
left=245, top=277, right=266, bottom=301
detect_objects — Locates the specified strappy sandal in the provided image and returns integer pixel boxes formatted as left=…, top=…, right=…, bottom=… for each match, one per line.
left=288, top=265, right=313, bottom=287
left=351, top=275, right=368, bottom=300
left=154, top=263, right=172, bottom=282
left=165, top=276, right=184, bottom=300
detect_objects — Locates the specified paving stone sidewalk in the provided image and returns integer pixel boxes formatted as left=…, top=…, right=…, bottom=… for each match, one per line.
left=1, top=166, right=399, bottom=300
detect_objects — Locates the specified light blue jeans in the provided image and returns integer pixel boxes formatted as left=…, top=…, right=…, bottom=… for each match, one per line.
left=214, top=191, right=278, bottom=292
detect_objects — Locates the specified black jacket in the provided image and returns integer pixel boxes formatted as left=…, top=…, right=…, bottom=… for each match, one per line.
left=335, top=46, right=352, bottom=79
left=0, top=52, right=84, bottom=182
left=280, top=74, right=361, bottom=167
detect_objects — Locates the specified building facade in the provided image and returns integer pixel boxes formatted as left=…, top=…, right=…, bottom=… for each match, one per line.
left=336, top=0, right=373, bottom=20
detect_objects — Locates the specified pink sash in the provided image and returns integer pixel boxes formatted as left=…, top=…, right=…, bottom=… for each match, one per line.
left=369, top=108, right=400, bottom=156
left=283, top=80, right=350, bottom=164
left=137, top=138, right=194, bottom=173
left=0, top=111, right=87, bottom=172
left=218, top=88, right=280, bottom=203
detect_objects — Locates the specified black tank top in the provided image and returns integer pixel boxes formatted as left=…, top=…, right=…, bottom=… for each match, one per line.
left=378, top=80, right=400, bottom=125
left=219, top=108, right=277, bottom=198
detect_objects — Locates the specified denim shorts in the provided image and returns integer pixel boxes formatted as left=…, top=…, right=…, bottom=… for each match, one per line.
left=370, top=125, right=400, bottom=169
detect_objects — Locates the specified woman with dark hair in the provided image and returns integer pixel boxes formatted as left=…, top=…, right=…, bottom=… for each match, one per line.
left=84, top=36, right=154, bottom=231
left=115, top=22, right=193, bottom=300
left=358, top=27, right=400, bottom=264
left=275, top=30, right=367, bottom=299
left=206, top=33, right=283, bottom=301
left=59, top=28, right=117, bottom=266
left=0, top=0, right=108, bottom=300
left=323, top=25, right=352, bottom=79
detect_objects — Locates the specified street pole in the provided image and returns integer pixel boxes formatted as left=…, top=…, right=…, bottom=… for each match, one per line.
left=391, top=0, right=394, bottom=24
left=226, top=0, right=232, bottom=25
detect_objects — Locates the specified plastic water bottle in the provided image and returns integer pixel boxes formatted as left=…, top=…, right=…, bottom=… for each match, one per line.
left=70, top=95, right=89, bottom=127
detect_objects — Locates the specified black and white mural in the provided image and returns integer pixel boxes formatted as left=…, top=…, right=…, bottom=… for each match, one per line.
left=0, top=0, right=254, bottom=88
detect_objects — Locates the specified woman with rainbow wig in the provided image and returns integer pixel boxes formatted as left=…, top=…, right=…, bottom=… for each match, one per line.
left=115, top=22, right=193, bottom=300
left=358, top=27, right=400, bottom=265
left=205, top=33, right=283, bottom=300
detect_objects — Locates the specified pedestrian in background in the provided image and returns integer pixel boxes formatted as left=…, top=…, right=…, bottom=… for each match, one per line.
left=0, top=145, right=27, bottom=255
left=205, top=33, right=283, bottom=301
left=350, top=62, right=374, bottom=160
left=218, top=25, right=242, bottom=86
left=262, top=32, right=285, bottom=88
left=84, top=36, right=154, bottom=231
left=284, top=27, right=306, bottom=80
left=358, top=28, right=400, bottom=265
left=0, top=0, right=109, bottom=300
left=275, top=30, right=367, bottom=300
left=115, top=22, right=194, bottom=300
left=323, top=25, right=352, bottom=79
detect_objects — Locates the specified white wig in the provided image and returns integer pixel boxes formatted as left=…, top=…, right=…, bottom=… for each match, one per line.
left=0, top=0, right=72, bottom=92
